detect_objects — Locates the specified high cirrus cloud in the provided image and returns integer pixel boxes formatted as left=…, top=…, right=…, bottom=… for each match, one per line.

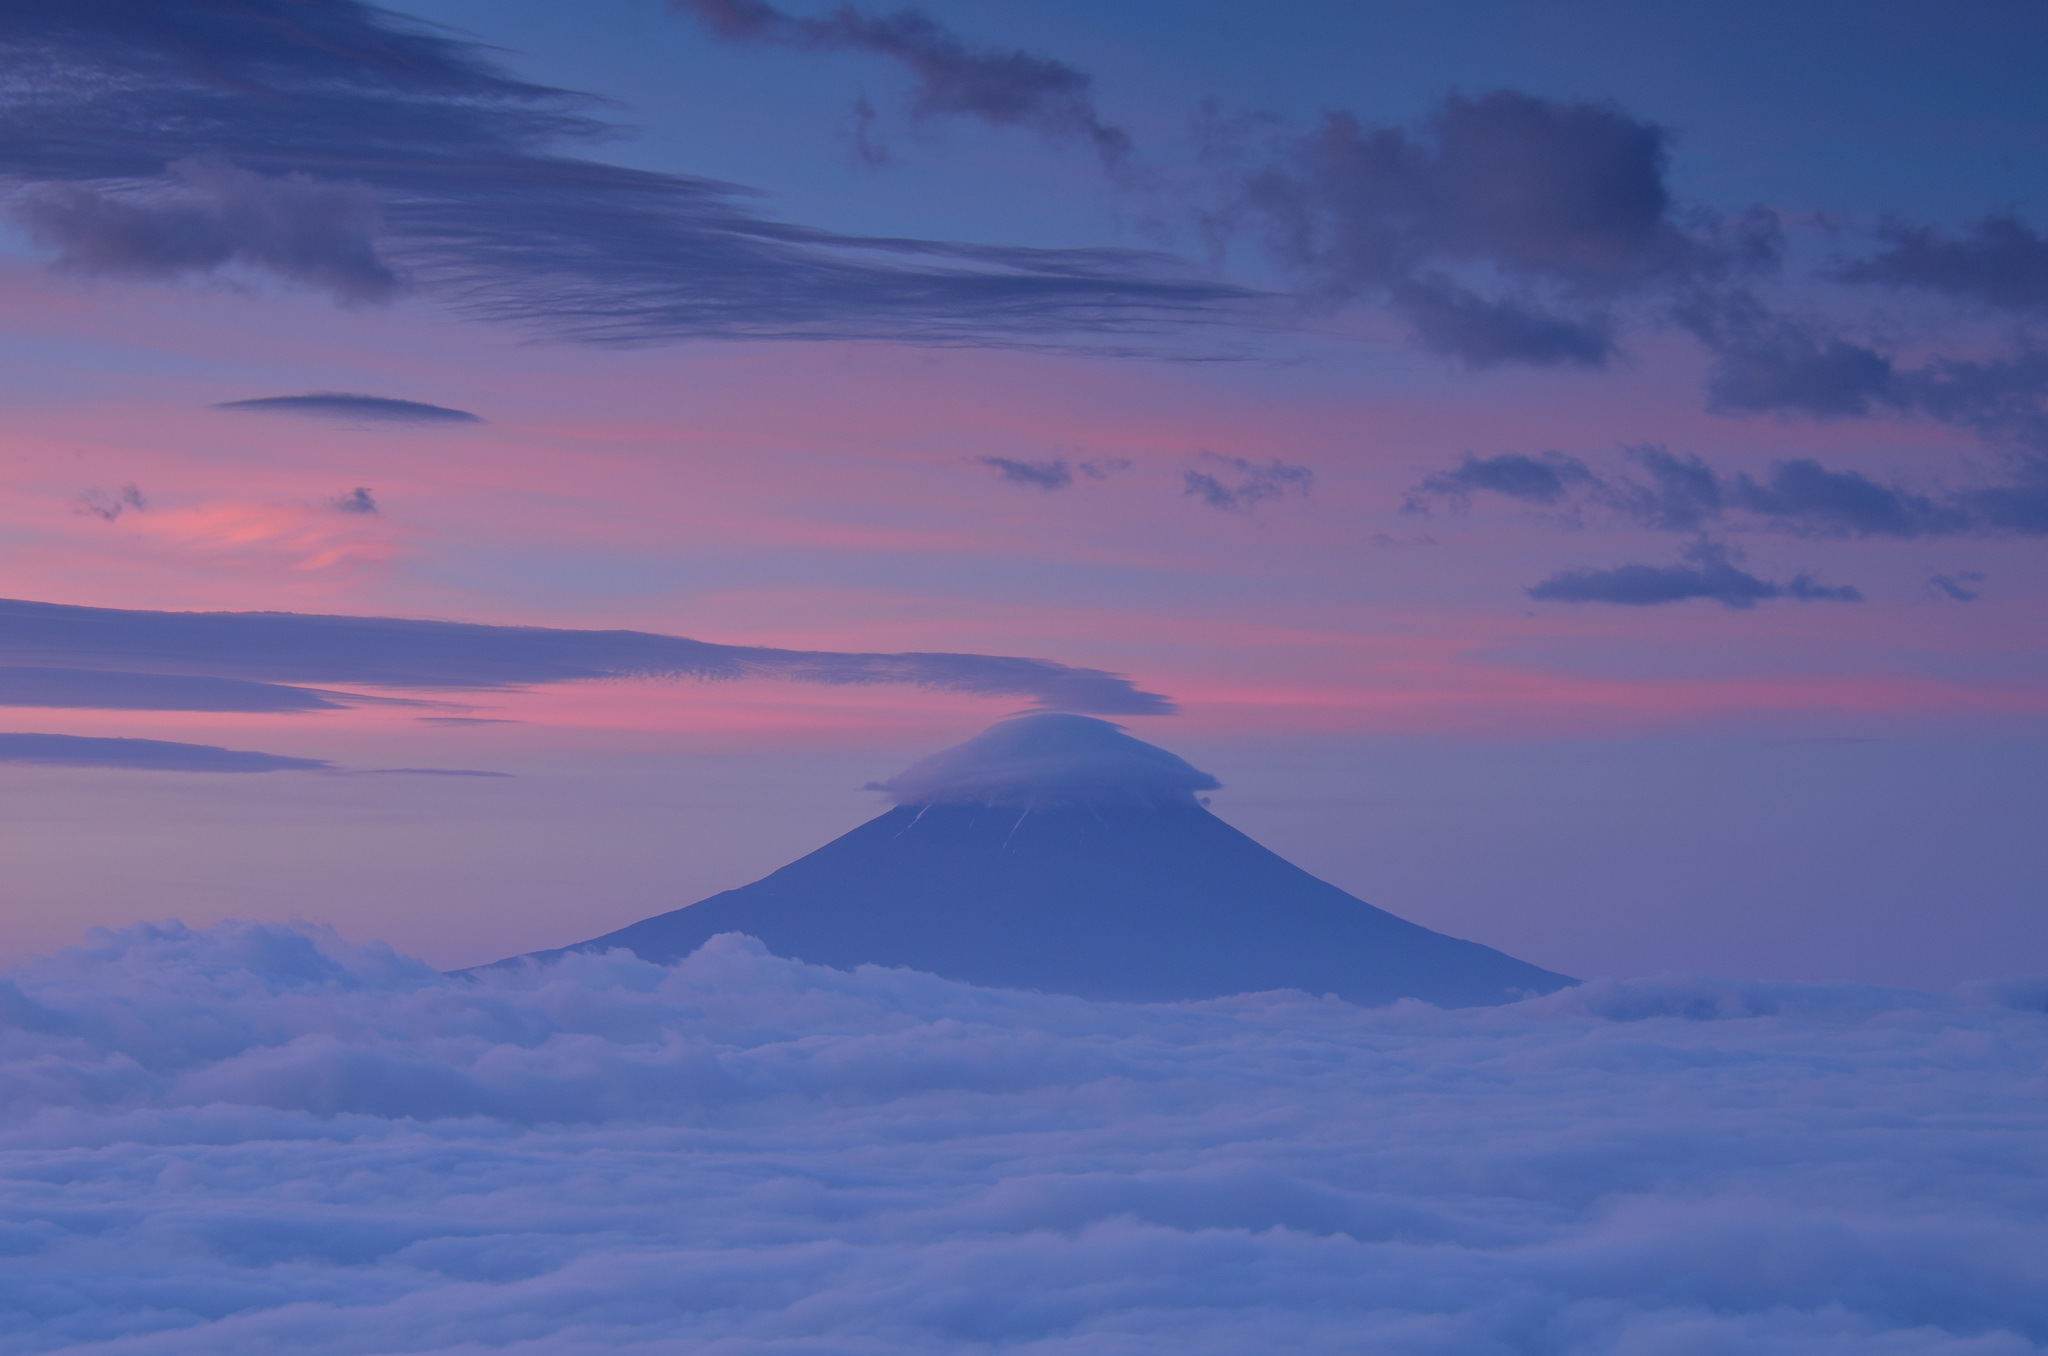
left=0, top=0, right=1242, bottom=346
left=0, top=918, right=2042, bottom=1352
left=0, top=597, right=1174, bottom=715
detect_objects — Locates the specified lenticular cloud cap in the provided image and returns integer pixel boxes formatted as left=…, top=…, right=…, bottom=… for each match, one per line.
left=866, top=712, right=1221, bottom=808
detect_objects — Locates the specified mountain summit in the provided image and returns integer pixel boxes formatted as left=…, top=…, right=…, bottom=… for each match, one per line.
left=492, top=714, right=1574, bottom=1006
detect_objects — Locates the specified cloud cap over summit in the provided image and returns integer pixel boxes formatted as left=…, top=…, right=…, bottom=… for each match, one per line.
left=868, top=712, right=1220, bottom=807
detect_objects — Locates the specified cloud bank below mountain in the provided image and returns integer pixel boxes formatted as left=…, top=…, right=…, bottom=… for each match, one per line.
left=1, top=920, right=2042, bottom=1354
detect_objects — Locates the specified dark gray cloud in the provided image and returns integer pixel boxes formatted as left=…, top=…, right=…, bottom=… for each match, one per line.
left=1527, top=541, right=1861, bottom=610
left=0, top=0, right=1241, bottom=348
left=1183, top=453, right=1313, bottom=511
left=215, top=394, right=481, bottom=424
left=1677, top=292, right=2048, bottom=470
left=333, top=487, right=378, bottom=515
left=0, top=732, right=333, bottom=773
left=1928, top=571, right=1985, bottom=602
left=1410, top=444, right=2038, bottom=540
left=979, top=456, right=1123, bottom=491
left=1411, top=451, right=1593, bottom=509
left=672, top=1, right=1130, bottom=167
left=981, top=457, right=1073, bottom=490
left=1218, top=91, right=1775, bottom=369
left=76, top=484, right=146, bottom=522
left=0, top=597, right=1173, bottom=715
left=1836, top=215, right=2048, bottom=314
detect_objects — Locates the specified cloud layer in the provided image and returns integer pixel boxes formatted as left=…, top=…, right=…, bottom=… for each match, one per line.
left=0, top=919, right=2042, bottom=1353
left=0, top=598, right=1173, bottom=715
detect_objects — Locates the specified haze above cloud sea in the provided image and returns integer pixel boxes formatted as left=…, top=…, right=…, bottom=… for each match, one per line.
left=2, top=920, right=2044, bottom=1355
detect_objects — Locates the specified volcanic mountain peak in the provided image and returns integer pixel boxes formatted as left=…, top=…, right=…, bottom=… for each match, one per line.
left=868, top=712, right=1220, bottom=809
left=486, top=713, right=1575, bottom=1007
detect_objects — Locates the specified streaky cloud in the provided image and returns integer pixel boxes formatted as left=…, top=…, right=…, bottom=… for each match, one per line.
left=0, top=598, right=1174, bottom=716
left=214, top=394, right=481, bottom=424
left=0, top=666, right=414, bottom=714
left=0, top=1, right=1246, bottom=348
left=0, top=732, right=333, bottom=773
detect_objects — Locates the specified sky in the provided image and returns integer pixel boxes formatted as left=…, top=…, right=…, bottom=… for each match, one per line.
left=1, top=0, right=2045, bottom=983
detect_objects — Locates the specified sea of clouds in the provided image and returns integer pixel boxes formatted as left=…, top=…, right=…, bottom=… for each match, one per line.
left=3, top=920, right=2046, bottom=1354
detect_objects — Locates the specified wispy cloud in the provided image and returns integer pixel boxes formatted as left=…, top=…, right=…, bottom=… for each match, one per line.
left=672, top=1, right=1131, bottom=167
left=0, top=597, right=1174, bottom=715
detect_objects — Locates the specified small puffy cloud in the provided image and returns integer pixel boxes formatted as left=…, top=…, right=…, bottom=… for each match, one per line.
left=0, top=920, right=2043, bottom=1352
left=332, top=487, right=379, bottom=515
left=982, top=456, right=1074, bottom=490
left=1409, top=451, right=1593, bottom=509
left=1183, top=453, right=1314, bottom=511
left=216, top=394, right=482, bottom=424
left=17, top=158, right=400, bottom=302
left=865, top=712, right=1220, bottom=807
left=74, top=483, right=146, bottom=522
left=980, top=457, right=1124, bottom=491
left=1527, top=540, right=1861, bottom=610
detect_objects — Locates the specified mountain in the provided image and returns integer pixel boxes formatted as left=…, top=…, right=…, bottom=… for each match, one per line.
left=486, top=714, right=1575, bottom=1006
